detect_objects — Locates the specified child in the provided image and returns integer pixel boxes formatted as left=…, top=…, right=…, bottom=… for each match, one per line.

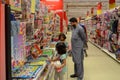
left=58, top=33, right=68, bottom=47
left=49, top=42, right=67, bottom=80
left=58, top=33, right=72, bottom=56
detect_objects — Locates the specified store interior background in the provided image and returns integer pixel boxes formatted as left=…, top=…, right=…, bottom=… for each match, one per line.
left=0, top=0, right=120, bottom=80
left=64, top=0, right=120, bottom=19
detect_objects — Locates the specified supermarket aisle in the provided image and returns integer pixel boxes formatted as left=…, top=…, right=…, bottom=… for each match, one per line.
left=65, top=32, right=120, bottom=80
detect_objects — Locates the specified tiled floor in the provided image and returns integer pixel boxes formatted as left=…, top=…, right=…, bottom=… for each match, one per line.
left=51, top=32, right=120, bottom=80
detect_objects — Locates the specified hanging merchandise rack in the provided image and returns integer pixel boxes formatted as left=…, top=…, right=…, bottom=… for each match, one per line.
left=85, top=6, right=120, bottom=63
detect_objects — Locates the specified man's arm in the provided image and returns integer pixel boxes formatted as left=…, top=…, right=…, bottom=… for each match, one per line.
left=78, top=27, right=86, bottom=44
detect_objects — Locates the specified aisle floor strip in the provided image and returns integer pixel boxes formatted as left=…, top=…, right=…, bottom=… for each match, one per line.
left=89, top=40, right=120, bottom=63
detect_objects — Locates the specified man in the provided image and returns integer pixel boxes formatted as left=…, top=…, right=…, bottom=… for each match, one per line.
left=79, top=23, right=88, bottom=57
left=69, top=17, right=86, bottom=80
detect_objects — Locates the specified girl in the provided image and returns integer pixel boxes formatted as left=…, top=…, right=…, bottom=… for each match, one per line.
left=49, top=42, right=67, bottom=80
left=58, top=33, right=68, bottom=47
left=58, top=33, right=72, bottom=56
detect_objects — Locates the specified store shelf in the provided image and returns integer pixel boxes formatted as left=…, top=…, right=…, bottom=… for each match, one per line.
left=26, top=40, right=37, bottom=46
left=43, top=65, right=52, bottom=80
left=41, top=60, right=55, bottom=80
left=32, top=52, right=55, bottom=80
left=48, top=66, right=55, bottom=80
left=89, top=40, right=120, bottom=63
left=43, top=48, right=56, bottom=80
left=102, top=48, right=120, bottom=63
left=37, top=49, right=56, bottom=80
left=32, top=63, right=47, bottom=80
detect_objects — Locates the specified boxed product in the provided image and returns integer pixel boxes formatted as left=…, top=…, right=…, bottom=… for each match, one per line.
left=12, top=65, right=43, bottom=79
left=43, top=49, right=53, bottom=56
left=28, top=61, right=46, bottom=66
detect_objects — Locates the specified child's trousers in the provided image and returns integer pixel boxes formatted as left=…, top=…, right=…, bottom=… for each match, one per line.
left=54, top=70, right=64, bottom=80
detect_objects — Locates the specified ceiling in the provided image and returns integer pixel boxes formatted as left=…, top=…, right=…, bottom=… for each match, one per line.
left=63, top=0, right=120, bottom=19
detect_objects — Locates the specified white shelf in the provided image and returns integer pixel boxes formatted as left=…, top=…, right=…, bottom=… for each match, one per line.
left=48, top=66, right=54, bottom=80
left=32, top=63, right=47, bottom=80
left=44, top=48, right=56, bottom=80
left=43, top=65, right=52, bottom=80
left=89, top=40, right=120, bottom=63
left=102, top=48, right=120, bottom=63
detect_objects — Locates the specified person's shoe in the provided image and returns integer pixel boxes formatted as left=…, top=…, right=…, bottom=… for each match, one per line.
left=70, top=74, right=78, bottom=78
left=85, top=54, right=88, bottom=57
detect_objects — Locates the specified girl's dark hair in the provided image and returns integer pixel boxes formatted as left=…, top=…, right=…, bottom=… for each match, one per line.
left=56, top=42, right=66, bottom=55
left=58, top=33, right=66, bottom=40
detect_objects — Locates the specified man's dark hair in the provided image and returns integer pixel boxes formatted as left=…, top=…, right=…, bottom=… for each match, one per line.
left=69, top=17, right=77, bottom=22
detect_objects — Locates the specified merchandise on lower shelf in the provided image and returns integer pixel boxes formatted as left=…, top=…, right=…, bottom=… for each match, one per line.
left=43, top=49, right=54, bottom=56
left=12, top=65, right=43, bottom=79
left=28, top=61, right=46, bottom=66
left=27, top=56, right=48, bottom=62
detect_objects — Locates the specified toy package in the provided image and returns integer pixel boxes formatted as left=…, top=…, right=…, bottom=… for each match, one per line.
left=30, top=43, right=43, bottom=59
left=43, top=49, right=53, bottom=56
left=12, top=65, right=43, bottom=79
